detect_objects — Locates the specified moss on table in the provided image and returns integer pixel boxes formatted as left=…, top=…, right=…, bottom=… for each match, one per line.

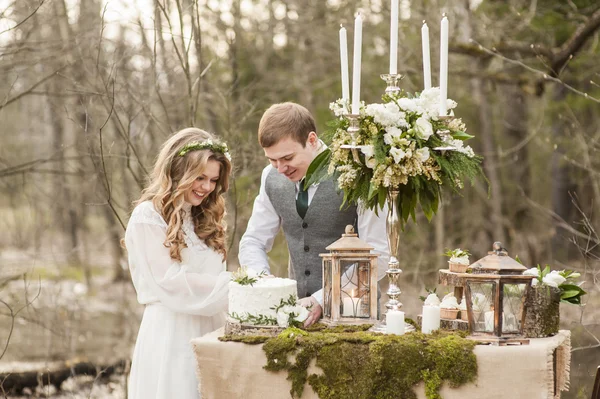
left=220, top=324, right=477, bottom=399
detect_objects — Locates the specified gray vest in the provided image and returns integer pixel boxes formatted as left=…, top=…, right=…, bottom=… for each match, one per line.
left=265, top=168, right=358, bottom=297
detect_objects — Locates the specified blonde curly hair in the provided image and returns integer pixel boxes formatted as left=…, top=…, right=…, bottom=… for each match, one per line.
left=135, top=127, right=231, bottom=261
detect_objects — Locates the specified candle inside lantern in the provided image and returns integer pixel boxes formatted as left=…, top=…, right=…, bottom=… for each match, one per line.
left=339, top=25, right=350, bottom=101
left=484, top=310, right=494, bottom=332
left=351, top=13, right=363, bottom=114
left=439, top=15, right=449, bottom=116
left=421, top=305, right=441, bottom=334
left=421, top=21, right=431, bottom=90
left=386, top=310, right=405, bottom=335
left=342, top=289, right=360, bottom=317
left=389, top=0, right=399, bottom=75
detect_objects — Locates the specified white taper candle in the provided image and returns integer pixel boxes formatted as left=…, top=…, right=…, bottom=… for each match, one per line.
left=421, top=21, right=431, bottom=90
left=389, top=0, right=399, bottom=75
left=439, top=15, right=449, bottom=116
left=351, top=13, right=363, bottom=115
left=339, top=25, right=350, bottom=101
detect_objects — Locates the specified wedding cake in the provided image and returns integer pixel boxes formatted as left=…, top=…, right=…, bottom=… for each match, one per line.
left=228, top=268, right=308, bottom=328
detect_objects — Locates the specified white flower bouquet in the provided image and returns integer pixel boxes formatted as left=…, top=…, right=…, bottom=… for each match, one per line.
left=307, top=88, right=485, bottom=226
left=523, top=265, right=586, bottom=305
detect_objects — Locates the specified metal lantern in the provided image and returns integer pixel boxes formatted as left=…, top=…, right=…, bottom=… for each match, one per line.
left=320, top=225, right=379, bottom=326
left=463, top=242, right=535, bottom=345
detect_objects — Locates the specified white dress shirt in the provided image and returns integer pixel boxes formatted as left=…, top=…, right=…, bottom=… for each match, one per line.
left=238, top=162, right=390, bottom=305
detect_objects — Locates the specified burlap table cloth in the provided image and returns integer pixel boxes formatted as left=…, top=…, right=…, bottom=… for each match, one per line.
left=191, top=329, right=570, bottom=399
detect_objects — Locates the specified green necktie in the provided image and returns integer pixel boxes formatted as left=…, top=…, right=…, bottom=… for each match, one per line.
left=296, top=179, right=309, bottom=219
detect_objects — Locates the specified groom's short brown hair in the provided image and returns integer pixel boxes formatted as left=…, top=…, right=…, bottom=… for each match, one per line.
left=258, top=102, right=317, bottom=148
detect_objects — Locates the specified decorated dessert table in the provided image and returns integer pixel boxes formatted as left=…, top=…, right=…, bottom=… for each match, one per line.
left=191, top=327, right=571, bottom=399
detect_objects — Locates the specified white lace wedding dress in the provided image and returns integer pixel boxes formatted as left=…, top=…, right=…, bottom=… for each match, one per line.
left=125, top=201, right=231, bottom=399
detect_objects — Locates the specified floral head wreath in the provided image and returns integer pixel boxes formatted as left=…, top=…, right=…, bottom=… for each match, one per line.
left=178, top=139, right=232, bottom=161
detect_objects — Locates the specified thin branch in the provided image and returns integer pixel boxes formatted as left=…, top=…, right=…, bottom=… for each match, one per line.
left=0, top=0, right=46, bottom=36
left=0, top=64, right=70, bottom=110
left=551, top=6, right=600, bottom=77
left=468, top=39, right=600, bottom=103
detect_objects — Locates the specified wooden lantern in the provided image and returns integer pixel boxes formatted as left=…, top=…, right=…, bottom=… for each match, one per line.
left=320, top=225, right=379, bottom=326
left=463, top=242, right=535, bottom=345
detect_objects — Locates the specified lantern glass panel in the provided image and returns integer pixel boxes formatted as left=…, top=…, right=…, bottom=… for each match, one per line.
left=501, top=283, right=527, bottom=333
left=339, top=260, right=371, bottom=318
left=467, top=281, right=496, bottom=333
left=323, top=259, right=332, bottom=318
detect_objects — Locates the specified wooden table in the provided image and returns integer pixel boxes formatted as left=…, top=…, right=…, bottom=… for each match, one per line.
left=191, top=329, right=571, bottom=399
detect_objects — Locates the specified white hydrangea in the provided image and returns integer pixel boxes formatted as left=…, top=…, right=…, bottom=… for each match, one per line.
left=396, top=97, right=419, bottom=113
left=364, top=102, right=407, bottom=128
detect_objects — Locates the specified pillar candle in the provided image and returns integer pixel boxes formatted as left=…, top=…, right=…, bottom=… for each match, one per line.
left=386, top=310, right=405, bottom=335
left=351, top=13, right=363, bottom=114
left=439, top=15, right=449, bottom=116
left=421, top=305, right=441, bottom=334
left=342, top=296, right=355, bottom=316
left=389, top=0, right=399, bottom=75
left=339, top=25, right=350, bottom=101
left=421, top=21, right=431, bottom=90
left=484, top=310, right=494, bottom=332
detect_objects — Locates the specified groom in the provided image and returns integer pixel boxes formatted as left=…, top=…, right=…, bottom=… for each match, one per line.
left=238, top=102, right=388, bottom=326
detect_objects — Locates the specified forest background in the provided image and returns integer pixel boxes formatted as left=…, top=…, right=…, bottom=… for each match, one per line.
left=0, top=0, right=599, bottom=397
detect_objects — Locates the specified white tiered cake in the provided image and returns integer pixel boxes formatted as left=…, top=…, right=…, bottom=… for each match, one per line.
left=228, top=268, right=308, bottom=329
left=229, top=277, right=298, bottom=319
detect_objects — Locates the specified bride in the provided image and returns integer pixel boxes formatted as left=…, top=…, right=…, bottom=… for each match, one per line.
left=124, top=128, right=232, bottom=398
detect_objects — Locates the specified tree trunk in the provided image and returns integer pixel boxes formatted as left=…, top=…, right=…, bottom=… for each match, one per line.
left=471, top=64, right=506, bottom=245
left=523, top=285, right=560, bottom=338
left=550, top=85, right=576, bottom=260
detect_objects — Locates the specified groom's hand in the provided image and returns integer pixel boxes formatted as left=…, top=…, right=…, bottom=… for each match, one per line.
left=298, top=296, right=322, bottom=327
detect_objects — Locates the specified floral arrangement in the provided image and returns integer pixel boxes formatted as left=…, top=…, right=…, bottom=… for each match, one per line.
left=231, top=266, right=267, bottom=286
left=523, top=266, right=586, bottom=305
left=443, top=248, right=471, bottom=264
left=306, top=87, right=484, bottom=225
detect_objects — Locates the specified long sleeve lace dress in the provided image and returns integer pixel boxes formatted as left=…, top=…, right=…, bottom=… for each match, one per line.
left=125, top=201, right=230, bottom=399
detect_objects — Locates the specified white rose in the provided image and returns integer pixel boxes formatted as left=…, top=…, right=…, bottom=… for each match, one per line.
left=389, top=147, right=406, bottom=164
left=416, top=147, right=430, bottom=163
left=276, top=310, right=290, bottom=327
left=542, top=271, right=566, bottom=288
left=415, top=117, right=434, bottom=141
left=293, top=306, right=309, bottom=323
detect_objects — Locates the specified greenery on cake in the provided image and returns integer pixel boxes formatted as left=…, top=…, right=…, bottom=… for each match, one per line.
left=229, top=295, right=310, bottom=328
left=231, top=266, right=267, bottom=286
left=229, top=311, right=278, bottom=326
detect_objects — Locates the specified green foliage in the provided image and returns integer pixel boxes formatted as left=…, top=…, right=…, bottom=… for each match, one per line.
left=231, top=267, right=267, bottom=286
left=250, top=326, right=477, bottom=399
left=228, top=311, right=278, bottom=326
left=443, top=248, right=471, bottom=258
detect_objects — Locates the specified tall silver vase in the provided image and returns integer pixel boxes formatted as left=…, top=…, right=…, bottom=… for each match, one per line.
left=384, top=189, right=403, bottom=314
left=371, top=189, right=413, bottom=332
